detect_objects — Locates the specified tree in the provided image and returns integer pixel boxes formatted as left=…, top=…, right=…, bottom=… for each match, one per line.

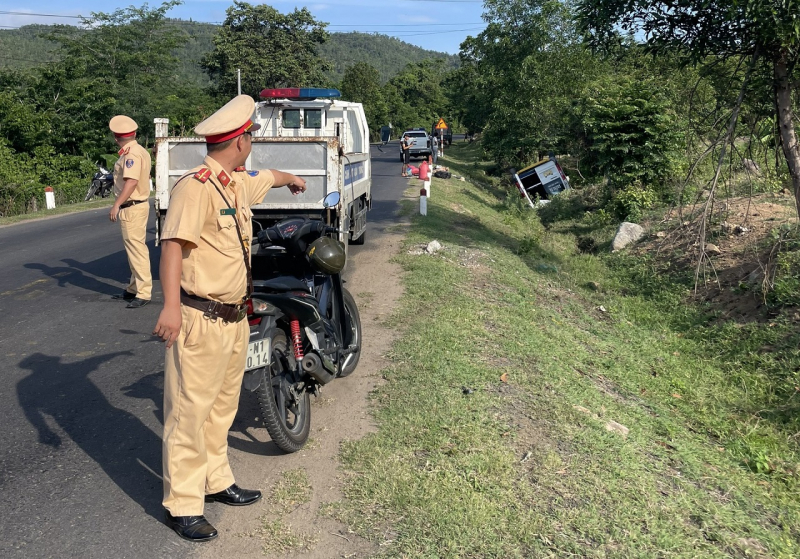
left=577, top=0, right=800, bottom=215
left=202, top=1, right=330, bottom=98
left=382, top=59, right=451, bottom=132
left=340, top=62, right=388, bottom=141
left=452, top=0, right=598, bottom=165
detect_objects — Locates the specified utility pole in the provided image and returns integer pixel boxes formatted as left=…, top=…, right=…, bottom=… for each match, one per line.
left=237, top=69, right=241, bottom=95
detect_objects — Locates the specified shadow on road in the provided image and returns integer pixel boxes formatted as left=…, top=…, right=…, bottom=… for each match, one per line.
left=23, top=261, right=122, bottom=296
left=227, top=389, right=292, bottom=457
left=16, top=352, right=164, bottom=521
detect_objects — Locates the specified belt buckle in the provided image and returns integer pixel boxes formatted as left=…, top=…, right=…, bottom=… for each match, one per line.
left=203, top=301, right=219, bottom=323
left=236, top=305, right=247, bottom=323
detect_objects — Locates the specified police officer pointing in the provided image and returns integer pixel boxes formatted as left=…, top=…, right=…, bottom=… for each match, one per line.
left=153, top=95, right=307, bottom=542
left=108, top=115, right=152, bottom=308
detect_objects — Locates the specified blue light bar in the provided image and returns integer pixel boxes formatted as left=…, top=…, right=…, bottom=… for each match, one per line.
left=260, top=88, right=341, bottom=99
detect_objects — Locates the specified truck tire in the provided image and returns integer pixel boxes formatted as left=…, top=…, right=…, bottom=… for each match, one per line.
left=350, top=228, right=365, bottom=245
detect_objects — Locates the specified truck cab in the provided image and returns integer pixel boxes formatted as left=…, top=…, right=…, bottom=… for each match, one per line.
left=513, top=156, right=570, bottom=208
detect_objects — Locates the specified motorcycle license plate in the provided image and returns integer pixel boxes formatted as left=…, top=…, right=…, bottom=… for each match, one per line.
left=245, top=339, right=271, bottom=371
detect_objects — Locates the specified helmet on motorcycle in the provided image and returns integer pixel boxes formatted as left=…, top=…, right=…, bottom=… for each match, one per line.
left=307, top=237, right=346, bottom=274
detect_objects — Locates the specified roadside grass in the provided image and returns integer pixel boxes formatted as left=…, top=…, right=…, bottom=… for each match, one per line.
left=252, top=469, right=316, bottom=554
left=0, top=197, right=117, bottom=227
left=333, top=142, right=800, bottom=557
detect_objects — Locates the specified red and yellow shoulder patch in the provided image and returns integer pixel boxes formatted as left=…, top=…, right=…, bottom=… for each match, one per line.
left=233, top=166, right=246, bottom=172
left=217, top=170, right=231, bottom=187
left=117, top=147, right=130, bottom=156
left=193, top=168, right=212, bottom=183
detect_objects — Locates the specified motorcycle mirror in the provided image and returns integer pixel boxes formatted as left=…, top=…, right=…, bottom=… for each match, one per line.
left=323, top=191, right=341, bottom=208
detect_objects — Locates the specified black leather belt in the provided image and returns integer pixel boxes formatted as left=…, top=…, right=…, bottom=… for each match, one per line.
left=120, top=199, right=147, bottom=209
left=180, top=289, right=247, bottom=323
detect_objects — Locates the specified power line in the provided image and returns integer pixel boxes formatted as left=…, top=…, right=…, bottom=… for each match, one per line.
left=0, top=11, right=82, bottom=18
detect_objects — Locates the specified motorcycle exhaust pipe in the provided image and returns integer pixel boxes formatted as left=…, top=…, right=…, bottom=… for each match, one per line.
left=301, top=353, right=335, bottom=385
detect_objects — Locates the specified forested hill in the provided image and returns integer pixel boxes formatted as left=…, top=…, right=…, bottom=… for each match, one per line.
left=0, top=22, right=458, bottom=85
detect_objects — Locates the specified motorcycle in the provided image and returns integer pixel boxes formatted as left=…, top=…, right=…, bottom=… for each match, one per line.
left=243, top=191, right=362, bottom=452
left=85, top=165, right=114, bottom=201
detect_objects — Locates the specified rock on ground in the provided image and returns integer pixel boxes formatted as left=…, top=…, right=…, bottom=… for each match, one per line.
left=611, top=222, right=645, bottom=252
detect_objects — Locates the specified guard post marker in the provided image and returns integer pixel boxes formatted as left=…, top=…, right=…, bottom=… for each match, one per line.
left=419, top=187, right=427, bottom=216
left=44, top=186, right=55, bottom=210
left=423, top=178, right=431, bottom=200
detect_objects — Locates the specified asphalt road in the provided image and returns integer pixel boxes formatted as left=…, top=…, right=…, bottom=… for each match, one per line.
left=0, top=143, right=409, bottom=558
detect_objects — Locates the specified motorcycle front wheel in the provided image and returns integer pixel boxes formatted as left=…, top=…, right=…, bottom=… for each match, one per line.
left=256, top=328, right=311, bottom=453
left=338, top=288, right=362, bottom=377
left=85, top=181, right=99, bottom=201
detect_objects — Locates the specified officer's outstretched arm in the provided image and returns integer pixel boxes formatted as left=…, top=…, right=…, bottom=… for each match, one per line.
left=270, top=170, right=307, bottom=195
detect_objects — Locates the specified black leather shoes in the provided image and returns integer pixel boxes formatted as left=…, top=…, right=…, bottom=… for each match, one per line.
left=126, top=298, right=150, bottom=308
left=205, top=484, right=262, bottom=506
left=164, top=511, right=218, bottom=542
left=112, top=290, right=136, bottom=301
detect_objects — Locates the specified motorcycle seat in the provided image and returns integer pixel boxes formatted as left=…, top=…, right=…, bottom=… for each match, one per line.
left=253, top=276, right=309, bottom=293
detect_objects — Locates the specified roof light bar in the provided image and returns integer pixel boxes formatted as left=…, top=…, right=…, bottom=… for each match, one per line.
left=259, top=88, right=341, bottom=99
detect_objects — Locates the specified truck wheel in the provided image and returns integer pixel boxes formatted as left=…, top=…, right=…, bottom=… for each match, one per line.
left=350, top=228, right=365, bottom=246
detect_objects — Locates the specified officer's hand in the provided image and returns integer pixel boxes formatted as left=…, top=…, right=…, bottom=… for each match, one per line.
left=109, top=204, right=121, bottom=222
left=288, top=176, right=307, bottom=195
left=153, top=307, right=182, bottom=349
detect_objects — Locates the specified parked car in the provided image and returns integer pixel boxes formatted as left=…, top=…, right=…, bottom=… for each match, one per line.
left=399, top=128, right=431, bottom=161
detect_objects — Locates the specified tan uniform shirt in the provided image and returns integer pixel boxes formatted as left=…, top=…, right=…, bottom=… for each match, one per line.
left=113, top=140, right=152, bottom=200
left=161, top=155, right=275, bottom=304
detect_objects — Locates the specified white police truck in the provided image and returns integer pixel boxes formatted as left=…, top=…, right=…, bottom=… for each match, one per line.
left=153, top=88, right=371, bottom=248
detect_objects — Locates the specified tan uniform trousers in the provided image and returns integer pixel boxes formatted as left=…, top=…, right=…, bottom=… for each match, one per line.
left=162, top=304, right=249, bottom=516
left=119, top=202, right=152, bottom=300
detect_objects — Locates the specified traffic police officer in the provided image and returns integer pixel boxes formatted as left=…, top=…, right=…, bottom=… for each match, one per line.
left=152, top=95, right=307, bottom=543
left=108, top=115, right=152, bottom=308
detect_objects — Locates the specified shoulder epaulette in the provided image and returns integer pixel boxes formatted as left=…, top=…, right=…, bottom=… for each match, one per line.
left=193, top=168, right=212, bottom=183
left=122, top=147, right=130, bottom=155
left=233, top=166, right=246, bottom=172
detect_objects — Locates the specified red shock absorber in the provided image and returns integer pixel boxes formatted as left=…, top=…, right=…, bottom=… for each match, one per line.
left=290, top=319, right=304, bottom=361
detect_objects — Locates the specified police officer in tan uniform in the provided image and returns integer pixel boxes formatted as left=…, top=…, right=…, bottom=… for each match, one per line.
left=152, top=95, right=307, bottom=543
left=108, top=115, right=152, bottom=308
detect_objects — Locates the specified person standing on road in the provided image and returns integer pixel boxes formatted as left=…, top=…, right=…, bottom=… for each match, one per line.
left=152, top=95, right=307, bottom=543
left=431, top=133, right=439, bottom=166
left=108, top=115, right=152, bottom=308
left=401, top=133, right=411, bottom=177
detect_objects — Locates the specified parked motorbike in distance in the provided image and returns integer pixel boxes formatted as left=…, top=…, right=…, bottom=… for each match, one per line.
left=243, top=191, right=362, bottom=452
left=85, top=165, right=113, bottom=201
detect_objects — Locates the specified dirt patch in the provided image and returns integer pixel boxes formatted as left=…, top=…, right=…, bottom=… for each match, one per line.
left=636, top=192, right=798, bottom=323
left=195, top=220, right=409, bottom=559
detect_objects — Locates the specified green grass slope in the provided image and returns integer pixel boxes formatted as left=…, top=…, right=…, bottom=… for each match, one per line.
left=327, top=141, right=799, bottom=557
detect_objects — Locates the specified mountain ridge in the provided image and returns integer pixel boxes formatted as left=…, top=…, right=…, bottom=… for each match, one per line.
left=0, top=22, right=459, bottom=85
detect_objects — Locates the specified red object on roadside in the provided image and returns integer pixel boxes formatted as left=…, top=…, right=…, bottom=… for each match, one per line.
left=419, top=160, right=430, bottom=181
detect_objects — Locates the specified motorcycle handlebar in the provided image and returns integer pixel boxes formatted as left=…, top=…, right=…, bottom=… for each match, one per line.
left=256, top=219, right=335, bottom=249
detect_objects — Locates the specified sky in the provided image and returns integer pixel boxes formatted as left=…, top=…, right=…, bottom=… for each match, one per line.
left=0, top=0, right=487, bottom=54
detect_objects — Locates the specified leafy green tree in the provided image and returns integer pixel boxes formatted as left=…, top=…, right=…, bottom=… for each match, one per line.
left=576, top=77, right=683, bottom=219
left=454, top=0, right=598, bottom=165
left=46, top=1, right=189, bottom=134
left=202, top=1, right=330, bottom=98
left=577, top=0, right=800, bottom=214
left=340, top=62, right=388, bottom=141
left=383, top=59, right=451, bottom=132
